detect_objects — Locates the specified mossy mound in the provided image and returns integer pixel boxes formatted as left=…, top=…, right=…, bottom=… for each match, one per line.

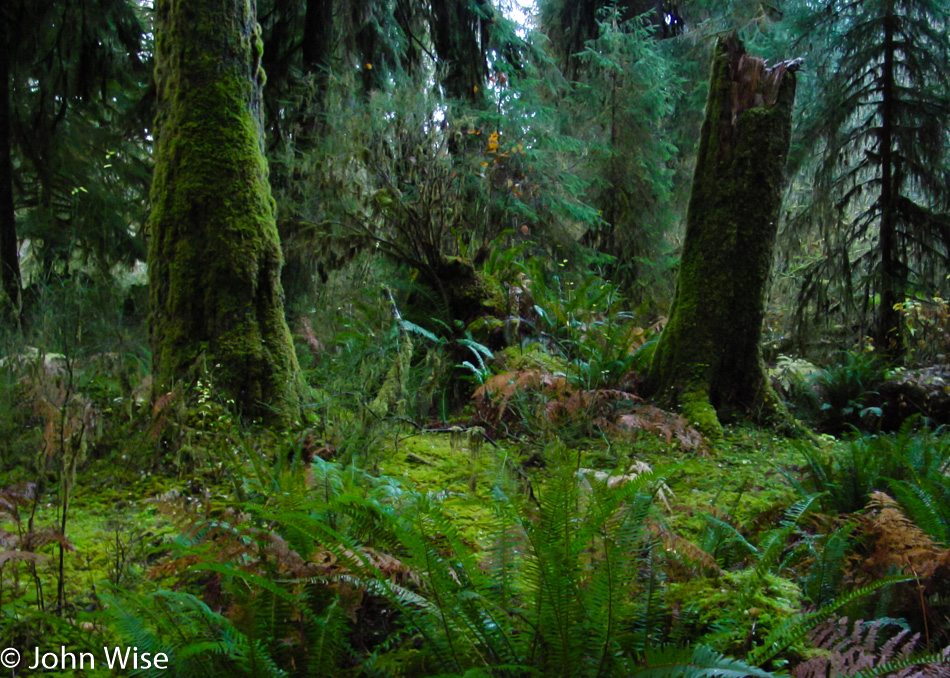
left=378, top=431, right=509, bottom=547
left=667, top=569, right=804, bottom=656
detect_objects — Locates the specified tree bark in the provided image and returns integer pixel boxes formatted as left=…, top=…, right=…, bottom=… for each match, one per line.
left=0, top=9, right=21, bottom=315
left=302, top=0, right=333, bottom=77
left=876, top=10, right=901, bottom=357
left=644, top=35, right=797, bottom=438
left=149, top=0, right=300, bottom=424
left=429, top=0, right=491, bottom=104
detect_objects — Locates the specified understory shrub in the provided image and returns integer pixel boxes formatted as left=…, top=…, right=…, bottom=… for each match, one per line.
left=775, top=351, right=889, bottom=434
left=792, top=420, right=950, bottom=518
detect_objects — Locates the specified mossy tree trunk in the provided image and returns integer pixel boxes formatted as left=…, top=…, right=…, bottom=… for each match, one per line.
left=644, top=36, right=798, bottom=438
left=149, top=0, right=300, bottom=424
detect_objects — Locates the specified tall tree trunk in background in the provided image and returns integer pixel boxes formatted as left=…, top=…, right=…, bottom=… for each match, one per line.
left=876, top=11, right=901, bottom=357
left=0, top=10, right=20, bottom=315
left=300, top=0, right=332, bottom=138
left=430, top=0, right=490, bottom=104
left=644, top=36, right=798, bottom=438
left=149, top=0, right=300, bottom=424
left=302, top=0, right=332, bottom=82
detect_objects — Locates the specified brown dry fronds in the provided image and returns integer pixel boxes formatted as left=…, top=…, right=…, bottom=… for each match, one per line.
left=791, top=616, right=950, bottom=677
left=474, top=368, right=703, bottom=451
left=855, top=492, right=944, bottom=581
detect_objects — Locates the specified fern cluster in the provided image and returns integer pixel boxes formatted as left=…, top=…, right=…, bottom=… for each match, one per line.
left=97, top=431, right=950, bottom=677
left=792, top=420, right=950, bottom=523
left=775, top=351, right=889, bottom=433
left=101, top=588, right=288, bottom=678
left=350, top=452, right=784, bottom=677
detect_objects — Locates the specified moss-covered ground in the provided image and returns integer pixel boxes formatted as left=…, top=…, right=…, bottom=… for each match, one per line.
left=1, top=421, right=803, bottom=617
left=0, top=307, right=945, bottom=676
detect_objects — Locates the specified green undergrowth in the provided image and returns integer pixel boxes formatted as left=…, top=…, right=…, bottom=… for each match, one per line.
left=0, top=331, right=946, bottom=677
left=371, top=424, right=807, bottom=551
left=570, top=425, right=804, bottom=540
left=0, top=468, right=175, bottom=594
left=377, top=431, right=513, bottom=548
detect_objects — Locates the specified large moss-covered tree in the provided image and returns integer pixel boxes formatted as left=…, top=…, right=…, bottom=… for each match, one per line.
left=149, top=0, right=300, bottom=424
left=644, top=35, right=798, bottom=438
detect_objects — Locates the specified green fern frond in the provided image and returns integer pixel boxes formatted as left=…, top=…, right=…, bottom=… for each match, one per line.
left=749, top=494, right=821, bottom=584
left=701, top=514, right=758, bottom=562
left=101, top=588, right=272, bottom=678
left=192, top=563, right=302, bottom=607
left=629, top=545, right=669, bottom=654
left=889, top=478, right=950, bottom=543
left=399, top=319, right=445, bottom=344
left=780, top=492, right=822, bottom=529
left=801, top=521, right=856, bottom=606
left=851, top=651, right=950, bottom=678
left=635, top=644, right=777, bottom=677
left=749, top=574, right=913, bottom=666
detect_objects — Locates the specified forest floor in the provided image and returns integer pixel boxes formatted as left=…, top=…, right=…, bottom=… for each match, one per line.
left=1, top=423, right=812, bottom=645
left=1, top=349, right=946, bottom=676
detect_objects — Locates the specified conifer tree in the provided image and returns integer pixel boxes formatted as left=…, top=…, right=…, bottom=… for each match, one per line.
left=540, top=0, right=682, bottom=80
left=538, top=1, right=680, bottom=296
left=789, top=0, right=950, bottom=357
left=0, top=0, right=149, bottom=311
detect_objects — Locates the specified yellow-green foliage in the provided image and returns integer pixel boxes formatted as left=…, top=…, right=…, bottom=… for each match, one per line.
left=369, top=332, right=413, bottom=418
left=667, top=569, right=804, bottom=656
left=495, top=342, right=572, bottom=375
left=378, top=431, right=504, bottom=547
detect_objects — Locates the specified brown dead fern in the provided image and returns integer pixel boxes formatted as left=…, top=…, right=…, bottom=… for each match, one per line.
left=851, top=492, right=950, bottom=650
left=855, top=492, right=944, bottom=581
left=790, top=616, right=950, bottom=677
left=474, top=369, right=704, bottom=451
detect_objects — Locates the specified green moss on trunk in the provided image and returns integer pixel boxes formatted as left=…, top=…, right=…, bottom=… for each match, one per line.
left=149, top=0, right=300, bottom=425
left=645, top=36, right=798, bottom=438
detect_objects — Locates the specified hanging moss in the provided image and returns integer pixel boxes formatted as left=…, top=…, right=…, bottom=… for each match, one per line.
left=645, top=36, right=799, bottom=439
left=148, top=0, right=300, bottom=425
